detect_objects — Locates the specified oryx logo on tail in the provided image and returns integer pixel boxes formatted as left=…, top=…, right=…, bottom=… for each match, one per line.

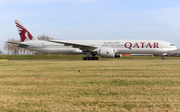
left=15, top=22, right=33, bottom=42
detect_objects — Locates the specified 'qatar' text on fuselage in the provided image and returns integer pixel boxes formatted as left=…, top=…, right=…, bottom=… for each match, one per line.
left=124, top=42, right=159, bottom=50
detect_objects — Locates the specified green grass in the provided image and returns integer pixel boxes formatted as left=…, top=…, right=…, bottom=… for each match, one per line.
left=0, top=55, right=85, bottom=60
left=0, top=61, right=180, bottom=111
left=0, top=55, right=180, bottom=60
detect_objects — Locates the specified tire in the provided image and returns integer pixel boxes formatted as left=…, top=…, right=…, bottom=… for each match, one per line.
left=95, top=57, right=99, bottom=60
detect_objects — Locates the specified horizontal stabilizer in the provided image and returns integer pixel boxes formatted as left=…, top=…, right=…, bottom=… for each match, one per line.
left=6, top=41, right=30, bottom=46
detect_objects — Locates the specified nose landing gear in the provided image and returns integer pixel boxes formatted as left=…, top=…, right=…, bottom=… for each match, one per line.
left=161, top=57, right=165, bottom=60
left=161, top=55, right=165, bottom=60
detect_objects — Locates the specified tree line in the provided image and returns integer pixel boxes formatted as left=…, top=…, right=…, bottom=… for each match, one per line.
left=3, top=35, right=56, bottom=55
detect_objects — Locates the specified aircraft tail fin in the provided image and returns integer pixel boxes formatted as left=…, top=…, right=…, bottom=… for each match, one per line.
left=14, top=20, right=38, bottom=42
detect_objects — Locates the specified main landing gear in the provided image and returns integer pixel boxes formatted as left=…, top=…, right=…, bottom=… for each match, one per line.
left=83, top=57, right=99, bottom=60
left=83, top=52, right=99, bottom=60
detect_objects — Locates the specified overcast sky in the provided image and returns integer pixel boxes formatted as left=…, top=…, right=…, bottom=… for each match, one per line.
left=1, top=0, right=180, bottom=53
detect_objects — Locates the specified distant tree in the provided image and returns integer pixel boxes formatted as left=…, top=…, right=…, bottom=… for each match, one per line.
left=37, top=35, right=56, bottom=41
left=4, top=38, right=20, bottom=55
left=0, top=50, right=3, bottom=55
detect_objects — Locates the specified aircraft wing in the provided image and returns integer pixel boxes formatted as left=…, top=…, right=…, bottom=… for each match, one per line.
left=6, top=41, right=30, bottom=47
left=49, top=40, right=97, bottom=51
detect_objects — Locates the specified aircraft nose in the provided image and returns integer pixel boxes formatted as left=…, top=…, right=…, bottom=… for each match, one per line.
left=173, top=46, right=177, bottom=51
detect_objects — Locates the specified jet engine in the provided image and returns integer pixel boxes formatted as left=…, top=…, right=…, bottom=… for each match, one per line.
left=98, top=48, right=116, bottom=58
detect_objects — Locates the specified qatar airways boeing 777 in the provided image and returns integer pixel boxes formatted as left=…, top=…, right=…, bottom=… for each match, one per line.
left=7, top=20, right=177, bottom=60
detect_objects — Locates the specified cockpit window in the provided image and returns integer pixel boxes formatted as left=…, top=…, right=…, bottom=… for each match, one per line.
left=170, top=44, right=174, bottom=46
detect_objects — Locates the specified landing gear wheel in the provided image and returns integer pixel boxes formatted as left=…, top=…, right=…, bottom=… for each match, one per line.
left=161, top=55, right=165, bottom=60
left=95, top=57, right=99, bottom=60
left=82, top=57, right=99, bottom=60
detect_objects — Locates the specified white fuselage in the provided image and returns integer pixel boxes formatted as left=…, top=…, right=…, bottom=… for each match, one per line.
left=19, top=40, right=177, bottom=55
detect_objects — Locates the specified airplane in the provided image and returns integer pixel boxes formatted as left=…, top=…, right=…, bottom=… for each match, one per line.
left=7, top=20, right=177, bottom=60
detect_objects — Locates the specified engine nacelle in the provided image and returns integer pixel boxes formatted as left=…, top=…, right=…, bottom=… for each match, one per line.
left=98, top=48, right=116, bottom=58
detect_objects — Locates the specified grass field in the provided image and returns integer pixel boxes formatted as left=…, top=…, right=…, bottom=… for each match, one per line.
left=0, top=60, right=180, bottom=111
left=0, top=55, right=180, bottom=60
